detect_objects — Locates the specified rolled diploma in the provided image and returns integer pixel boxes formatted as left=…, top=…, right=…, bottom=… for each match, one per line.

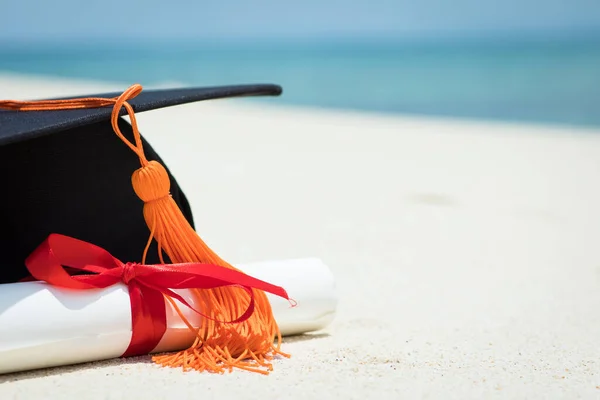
left=0, top=258, right=337, bottom=375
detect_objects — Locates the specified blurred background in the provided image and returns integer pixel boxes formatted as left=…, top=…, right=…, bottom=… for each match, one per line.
left=0, top=0, right=599, bottom=127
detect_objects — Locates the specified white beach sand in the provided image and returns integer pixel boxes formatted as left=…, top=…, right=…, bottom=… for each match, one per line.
left=1, top=73, right=600, bottom=399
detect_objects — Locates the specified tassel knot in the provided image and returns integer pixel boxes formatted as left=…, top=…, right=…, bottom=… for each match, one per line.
left=131, top=161, right=171, bottom=203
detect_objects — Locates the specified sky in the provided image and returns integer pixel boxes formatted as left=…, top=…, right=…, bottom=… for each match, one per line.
left=1, top=0, right=600, bottom=43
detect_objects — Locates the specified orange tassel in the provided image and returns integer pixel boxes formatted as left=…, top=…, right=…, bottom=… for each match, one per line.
left=1, top=84, right=289, bottom=374
left=112, top=85, right=289, bottom=374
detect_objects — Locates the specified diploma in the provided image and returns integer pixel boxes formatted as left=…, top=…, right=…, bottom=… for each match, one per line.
left=0, top=257, right=337, bottom=375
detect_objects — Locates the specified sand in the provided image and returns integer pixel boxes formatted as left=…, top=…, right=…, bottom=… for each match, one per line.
left=1, top=73, right=600, bottom=399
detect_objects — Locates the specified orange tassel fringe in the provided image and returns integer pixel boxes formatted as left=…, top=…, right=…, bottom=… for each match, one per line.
left=0, top=84, right=288, bottom=374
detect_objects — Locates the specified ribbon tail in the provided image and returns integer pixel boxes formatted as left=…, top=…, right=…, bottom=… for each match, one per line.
left=143, top=282, right=256, bottom=325
left=122, top=281, right=167, bottom=357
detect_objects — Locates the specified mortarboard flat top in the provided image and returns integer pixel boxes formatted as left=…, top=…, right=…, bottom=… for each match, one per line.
left=0, top=83, right=282, bottom=145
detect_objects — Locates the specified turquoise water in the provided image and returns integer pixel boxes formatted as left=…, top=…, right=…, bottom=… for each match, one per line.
left=1, top=39, right=599, bottom=127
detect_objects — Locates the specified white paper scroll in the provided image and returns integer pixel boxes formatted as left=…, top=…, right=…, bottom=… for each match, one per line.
left=0, top=258, right=337, bottom=375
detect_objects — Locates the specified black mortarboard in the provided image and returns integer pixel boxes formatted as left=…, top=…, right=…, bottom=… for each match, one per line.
left=0, top=84, right=282, bottom=284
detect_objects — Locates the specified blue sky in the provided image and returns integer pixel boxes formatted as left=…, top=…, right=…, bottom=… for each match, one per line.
left=1, top=0, right=600, bottom=42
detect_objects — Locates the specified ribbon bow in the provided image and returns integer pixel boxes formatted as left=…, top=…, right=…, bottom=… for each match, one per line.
left=25, top=234, right=292, bottom=357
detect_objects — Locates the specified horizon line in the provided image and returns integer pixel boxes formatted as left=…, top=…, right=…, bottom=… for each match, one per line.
left=1, top=27, right=600, bottom=46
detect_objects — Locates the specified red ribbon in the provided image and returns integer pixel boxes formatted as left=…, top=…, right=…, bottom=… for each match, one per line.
left=24, top=234, right=292, bottom=357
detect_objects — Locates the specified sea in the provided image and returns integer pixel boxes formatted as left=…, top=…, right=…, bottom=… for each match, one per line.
left=1, top=37, right=599, bottom=128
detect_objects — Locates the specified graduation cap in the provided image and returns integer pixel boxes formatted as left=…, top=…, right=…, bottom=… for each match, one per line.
left=0, top=83, right=287, bottom=373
